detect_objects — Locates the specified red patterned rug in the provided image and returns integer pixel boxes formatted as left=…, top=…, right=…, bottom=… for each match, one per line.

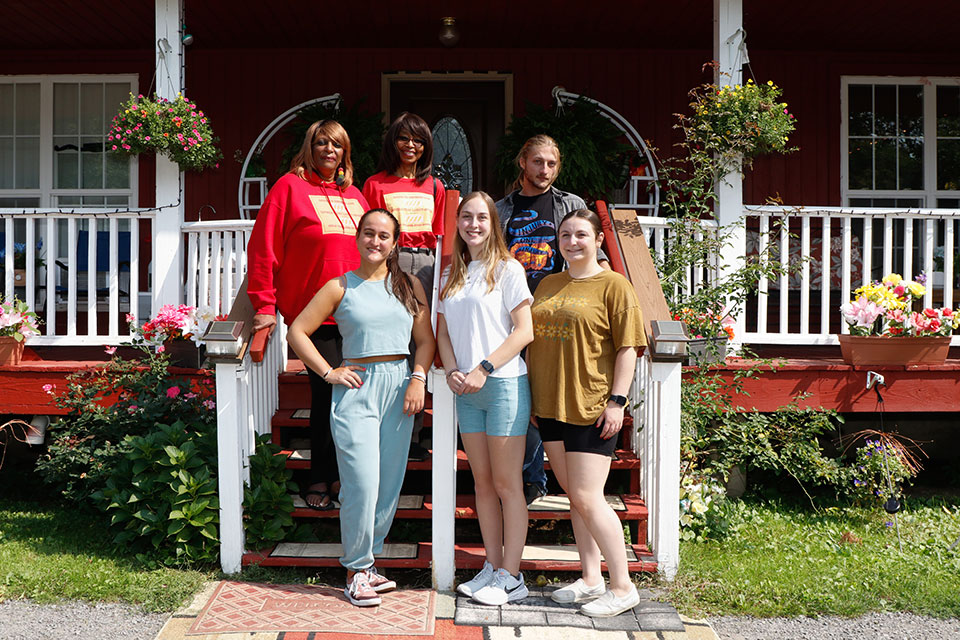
left=188, top=581, right=435, bottom=636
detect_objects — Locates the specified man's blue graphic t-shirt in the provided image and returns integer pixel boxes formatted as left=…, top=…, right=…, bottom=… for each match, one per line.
left=505, top=191, right=560, bottom=293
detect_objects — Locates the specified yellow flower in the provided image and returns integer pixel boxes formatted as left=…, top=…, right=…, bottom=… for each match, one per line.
left=767, top=80, right=774, bottom=86
left=907, top=282, right=925, bottom=297
left=882, top=273, right=902, bottom=286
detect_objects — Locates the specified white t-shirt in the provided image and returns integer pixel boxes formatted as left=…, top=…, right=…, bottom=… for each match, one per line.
left=437, top=259, right=533, bottom=378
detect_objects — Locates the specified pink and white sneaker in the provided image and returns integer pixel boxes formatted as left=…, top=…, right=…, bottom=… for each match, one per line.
left=345, top=572, right=382, bottom=607
left=364, top=567, right=397, bottom=593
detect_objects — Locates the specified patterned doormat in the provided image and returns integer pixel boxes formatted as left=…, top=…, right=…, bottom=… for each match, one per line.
left=188, top=581, right=435, bottom=636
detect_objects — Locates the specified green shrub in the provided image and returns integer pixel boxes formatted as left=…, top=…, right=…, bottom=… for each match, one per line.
left=94, top=425, right=299, bottom=567
left=93, top=421, right=220, bottom=566
left=243, top=434, right=301, bottom=550
left=35, top=348, right=216, bottom=504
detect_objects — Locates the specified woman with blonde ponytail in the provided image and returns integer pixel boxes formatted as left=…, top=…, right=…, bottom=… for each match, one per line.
left=288, top=208, right=435, bottom=608
left=436, top=191, right=534, bottom=606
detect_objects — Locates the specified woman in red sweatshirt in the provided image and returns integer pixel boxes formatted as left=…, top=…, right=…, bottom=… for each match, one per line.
left=247, top=120, right=369, bottom=510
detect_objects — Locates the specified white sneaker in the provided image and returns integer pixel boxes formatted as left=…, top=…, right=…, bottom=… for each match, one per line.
left=456, top=560, right=495, bottom=597
left=579, top=585, right=641, bottom=617
left=471, top=568, right=528, bottom=606
left=550, top=578, right=606, bottom=604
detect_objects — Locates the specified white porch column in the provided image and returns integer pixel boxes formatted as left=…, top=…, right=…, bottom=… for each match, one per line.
left=649, top=361, right=681, bottom=580
left=153, top=0, right=185, bottom=314
left=714, top=0, right=746, bottom=346
left=430, top=372, right=457, bottom=591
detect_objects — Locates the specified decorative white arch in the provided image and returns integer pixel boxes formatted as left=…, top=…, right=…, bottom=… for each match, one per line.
left=237, top=93, right=342, bottom=219
left=552, top=87, right=660, bottom=216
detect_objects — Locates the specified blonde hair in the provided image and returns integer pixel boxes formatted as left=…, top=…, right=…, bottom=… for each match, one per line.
left=440, top=191, right=514, bottom=300
left=289, top=120, right=354, bottom=189
left=510, top=134, right=562, bottom=192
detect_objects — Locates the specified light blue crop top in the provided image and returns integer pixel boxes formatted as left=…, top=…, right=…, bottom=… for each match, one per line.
left=333, top=271, right=413, bottom=359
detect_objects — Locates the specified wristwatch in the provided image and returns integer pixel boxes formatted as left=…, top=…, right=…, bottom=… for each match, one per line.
left=609, top=394, right=628, bottom=407
left=479, top=359, right=495, bottom=375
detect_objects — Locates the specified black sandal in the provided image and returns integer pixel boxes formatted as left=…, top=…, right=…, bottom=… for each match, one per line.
left=301, top=489, right=335, bottom=511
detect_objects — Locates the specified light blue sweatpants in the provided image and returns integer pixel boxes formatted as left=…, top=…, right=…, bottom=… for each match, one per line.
left=329, top=359, right=414, bottom=570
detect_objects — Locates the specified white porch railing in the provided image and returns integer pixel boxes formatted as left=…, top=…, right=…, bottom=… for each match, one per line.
left=182, top=220, right=255, bottom=317
left=1, top=210, right=150, bottom=346
left=634, top=207, right=960, bottom=347
left=216, top=319, right=288, bottom=574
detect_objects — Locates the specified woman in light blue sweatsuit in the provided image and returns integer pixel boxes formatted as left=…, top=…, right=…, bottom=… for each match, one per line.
left=288, top=208, right=435, bottom=608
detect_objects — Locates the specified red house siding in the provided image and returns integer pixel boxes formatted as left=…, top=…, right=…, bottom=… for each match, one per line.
left=3, top=46, right=959, bottom=217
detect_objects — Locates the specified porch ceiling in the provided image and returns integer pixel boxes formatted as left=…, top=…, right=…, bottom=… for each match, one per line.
left=3, top=1, right=957, bottom=54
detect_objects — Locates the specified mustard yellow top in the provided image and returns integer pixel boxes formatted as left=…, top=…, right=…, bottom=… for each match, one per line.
left=528, top=269, right=645, bottom=425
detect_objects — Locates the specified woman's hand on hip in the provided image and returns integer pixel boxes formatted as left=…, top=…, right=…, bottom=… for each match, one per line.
left=446, top=370, right=466, bottom=395
left=327, top=364, right=365, bottom=388
left=404, top=379, right=425, bottom=415
left=252, top=313, right=277, bottom=337
left=596, top=404, right=625, bottom=440
left=459, top=367, right=487, bottom=395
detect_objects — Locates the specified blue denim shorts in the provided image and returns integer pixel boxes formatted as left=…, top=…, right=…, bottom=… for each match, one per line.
left=456, top=374, right=530, bottom=437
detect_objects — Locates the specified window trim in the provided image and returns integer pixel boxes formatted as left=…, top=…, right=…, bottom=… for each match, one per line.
left=841, top=75, right=960, bottom=208
left=0, top=74, right=139, bottom=209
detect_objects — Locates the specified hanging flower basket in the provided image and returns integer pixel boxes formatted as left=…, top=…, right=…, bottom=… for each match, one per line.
left=837, top=334, right=951, bottom=366
left=108, top=93, right=222, bottom=172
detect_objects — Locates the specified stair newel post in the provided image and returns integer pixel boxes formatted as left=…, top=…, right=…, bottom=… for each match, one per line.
left=432, top=196, right=460, bottom=591
left=215, top=359, right=246, bottom=574
left=648, top=360, right=682, bottom=580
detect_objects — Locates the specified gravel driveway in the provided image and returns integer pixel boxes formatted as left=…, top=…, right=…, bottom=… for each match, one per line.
left=0, top=601, right=167, bottom=640
left=711, top=612, right=960, bottom=640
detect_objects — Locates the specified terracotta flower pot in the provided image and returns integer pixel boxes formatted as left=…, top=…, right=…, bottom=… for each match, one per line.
left=837, top=334, right=951, bottom=365
left=0, top=336, right=25, bottom=366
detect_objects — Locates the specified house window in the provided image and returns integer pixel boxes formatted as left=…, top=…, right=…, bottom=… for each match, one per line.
left=843, top=77, right=960, bottom=208
left=431, top=116, right=473, bottom=197
left=0, top=76, right=137, bottom=209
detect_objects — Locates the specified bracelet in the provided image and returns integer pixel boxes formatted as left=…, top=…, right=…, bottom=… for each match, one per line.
left=410, top=372, right=427, bottom=384
left=322, top=368, right=333, bottom=381
left=445, top=369, right=460, bottom=379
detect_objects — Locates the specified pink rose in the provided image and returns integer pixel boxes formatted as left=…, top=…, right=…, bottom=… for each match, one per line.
left=166, top=386, right=180, bottom=399
left=104, top=346, right=117, bottom=355
left=42, top=384, right=56, bottom=394
left=157, top=345, right=165, bottom=353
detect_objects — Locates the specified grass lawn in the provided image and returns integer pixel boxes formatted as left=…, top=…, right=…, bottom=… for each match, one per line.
left=664, top=497, right=960, bottom=618
left=0, top=498, right=211, bottom=612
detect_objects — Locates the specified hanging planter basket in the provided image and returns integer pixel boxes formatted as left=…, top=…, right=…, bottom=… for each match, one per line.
left=108, top=93, right=222, bottom=172
left=837, top=334, right=951, bottom=366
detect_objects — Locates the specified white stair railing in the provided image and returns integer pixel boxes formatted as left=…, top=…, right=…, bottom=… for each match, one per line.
left=182, top=219, right=255, bottom=316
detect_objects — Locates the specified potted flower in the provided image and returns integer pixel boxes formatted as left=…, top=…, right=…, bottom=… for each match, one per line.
left=108, top=93, right=222, bottom=172
left=0, top=297, right=40, bottom=365
left=673, top=306, right=735, bottom=365
left=838, top=273, right=958, bottom=365
left=129, top=304, right=221, bottom=368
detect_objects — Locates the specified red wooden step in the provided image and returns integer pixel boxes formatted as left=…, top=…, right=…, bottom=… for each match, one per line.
left=280, top=447, right=640, bottom=472
left=288, top=493, right=648, bottom=527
